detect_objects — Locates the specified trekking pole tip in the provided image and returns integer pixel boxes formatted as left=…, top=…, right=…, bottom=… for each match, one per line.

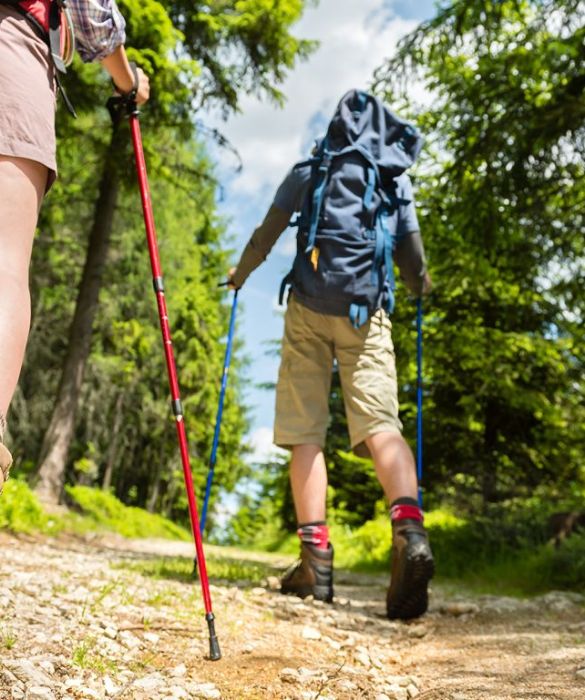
left=206, top=613, right=222, bottom=661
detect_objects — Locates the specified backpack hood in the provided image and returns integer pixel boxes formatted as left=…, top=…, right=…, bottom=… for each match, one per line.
left=325, top=89, right=424, bottom=175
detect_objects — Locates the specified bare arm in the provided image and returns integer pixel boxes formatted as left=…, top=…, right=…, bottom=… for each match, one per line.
left=100, top=46, right=150, bottom=104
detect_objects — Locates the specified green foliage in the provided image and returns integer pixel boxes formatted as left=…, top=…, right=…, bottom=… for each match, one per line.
left=10, top=2, right=317, bottom=521
left=373, top=0, right=585, bottom=504
left=65, top=486, right=190, bottom=540
left=119, top=553, right=278, bottom=584
left=0, top=480, right=56, bottom=534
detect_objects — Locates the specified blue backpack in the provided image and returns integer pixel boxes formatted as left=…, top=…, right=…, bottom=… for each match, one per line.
left=279, top=90, right=423, bottom=327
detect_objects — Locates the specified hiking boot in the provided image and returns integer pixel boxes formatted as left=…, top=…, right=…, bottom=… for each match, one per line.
left=0, top=442, right=12, bottom=496
left=280, top=542, right=334, bottom=603
left=387, top=519, right=434, bottom=620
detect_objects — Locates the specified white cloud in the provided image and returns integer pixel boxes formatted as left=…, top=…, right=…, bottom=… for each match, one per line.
left=247, top=426, right=287, bottom=465
left=207, top=0, right=419, bottom=199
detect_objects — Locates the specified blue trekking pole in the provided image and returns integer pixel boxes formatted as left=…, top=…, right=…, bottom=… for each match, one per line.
left=200, top=288, right=239, bottom=534
left=416, top=297, right=424, bottom=506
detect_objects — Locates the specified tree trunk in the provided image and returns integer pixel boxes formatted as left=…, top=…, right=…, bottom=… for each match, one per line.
left=101, top=391, right=125, bottom=492
left=481, top=398, right=499, bottom=510
left=35, top=133, right=121, bottom=504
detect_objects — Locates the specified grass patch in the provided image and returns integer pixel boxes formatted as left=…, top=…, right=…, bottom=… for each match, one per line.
left=0, top=480, right=190, bottom=542
left=72, top=637, right=118, bottom=674
left=0, top=480, right=60, bottom=534
left=65, top=486, right=190, bottom=541
left=0, top=626, right=16, bottom=650
left=118, top=554, right=278, bottom=586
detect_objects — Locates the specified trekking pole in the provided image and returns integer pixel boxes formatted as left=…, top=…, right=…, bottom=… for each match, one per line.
left=200, top=288, right=239, bottom=535
left=416, top=297, right=424, bottom=507
left=107, top=88, right=221, bottom=661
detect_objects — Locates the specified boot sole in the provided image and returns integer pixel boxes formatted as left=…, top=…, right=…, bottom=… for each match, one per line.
left=281, top=584, right=333, bottom=603
left=387, top=550, right=435, bottom=620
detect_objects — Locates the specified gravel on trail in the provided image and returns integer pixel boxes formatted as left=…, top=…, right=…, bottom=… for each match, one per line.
left=1, top=532, right=584, bottom=700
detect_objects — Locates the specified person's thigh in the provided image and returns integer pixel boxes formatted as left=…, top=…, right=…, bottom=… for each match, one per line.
left=0, top=156, right=47, bottom=416
left=334, top=310, right=402, bottom=456
left=0, top=156, right=47, bottom=278
left=274, top=296, right=335, bottom=450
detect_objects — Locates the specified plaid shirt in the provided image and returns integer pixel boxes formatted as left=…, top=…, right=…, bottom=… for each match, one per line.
left=69, top=0, right=126, bottom=63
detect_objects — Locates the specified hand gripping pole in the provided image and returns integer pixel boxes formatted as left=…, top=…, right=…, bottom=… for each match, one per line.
left=125, top=102, right=221, bottom=661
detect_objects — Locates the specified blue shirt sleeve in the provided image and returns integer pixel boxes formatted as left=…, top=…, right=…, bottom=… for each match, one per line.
left=395, top=173, right=420, bottom=239
left=273, top=164, right=312, bottom=214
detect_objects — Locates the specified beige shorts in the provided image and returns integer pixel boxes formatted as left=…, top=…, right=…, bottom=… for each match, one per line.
left=274, top=294, right=402, bottom=455
left=0, top=6, right=57, bottom=190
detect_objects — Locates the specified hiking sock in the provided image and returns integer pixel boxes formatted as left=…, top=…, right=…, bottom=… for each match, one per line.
left=390, top=497, right=423, bottom=524
left=297, top=521, right=329, bottom=550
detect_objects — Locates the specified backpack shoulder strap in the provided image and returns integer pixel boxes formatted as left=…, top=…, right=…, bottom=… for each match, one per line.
left=305, top=138, right=332, bottom=253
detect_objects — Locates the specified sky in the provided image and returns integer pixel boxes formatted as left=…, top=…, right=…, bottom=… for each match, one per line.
left=206, top=0, right=438, bottom=465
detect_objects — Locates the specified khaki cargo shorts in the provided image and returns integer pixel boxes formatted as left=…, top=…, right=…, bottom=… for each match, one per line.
left=274, top=295, right=402, bottom=455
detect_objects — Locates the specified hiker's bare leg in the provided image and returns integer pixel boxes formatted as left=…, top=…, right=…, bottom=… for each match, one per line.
left=289, top=444, right=328, bottom=523
left=365, top=431, right=418, bottom=504
left=0, top=156, right=46, bottom=420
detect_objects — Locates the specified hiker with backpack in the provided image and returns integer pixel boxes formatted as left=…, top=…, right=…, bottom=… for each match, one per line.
left=0, top=0, right=150, bottom=493
left=228, top=90, right=434, bottom=620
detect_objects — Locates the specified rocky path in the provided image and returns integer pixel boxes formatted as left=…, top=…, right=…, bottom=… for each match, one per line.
left=1, top=532, right=584, bottom=700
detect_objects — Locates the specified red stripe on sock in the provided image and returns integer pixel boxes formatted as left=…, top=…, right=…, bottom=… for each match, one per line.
left=297, top=524, right=329, bottom=550
left=390, top=504, right=423, bottom=522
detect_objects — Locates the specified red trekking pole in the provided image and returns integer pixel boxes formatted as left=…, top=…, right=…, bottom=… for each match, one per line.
left=107, top=89, right=221, bottom=661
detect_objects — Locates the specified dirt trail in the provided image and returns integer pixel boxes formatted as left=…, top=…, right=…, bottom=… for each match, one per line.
left=1, top=531, right=584, bottom=700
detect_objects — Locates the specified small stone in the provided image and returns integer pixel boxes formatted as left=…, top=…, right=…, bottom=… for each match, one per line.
left=440, top=602, right=480, bottom=616
left=12, top=690, right=25, bottom=700
left=266, top=576, right=280, bottom=590
left=384, top=676, right=414, bottom=688
left=322, top=635, right=341, bottom=651
left=5, top=660, right=53, bottom=687
left=280, top=668, right=300, bottom=683
left=103, top=676, right=119, bottom=696
left=38, top=660, right=55, bottom=676
left=250, top=587, right=266, bottom=596
left=385, top=688, right=407, bottom=700
left=79, top=688, right=101, bottom=700
left=168, top=686, right=189, bottom=699
left=187, top=682, right=221, bottom=699
left=337, top=679, right=358, bottom=691
left=103, top=626, right=118, bottom=640
left=2, top=670, right=20, bottom=686
left=302, top=626, right=322, bottom=641
left=407, top=684, right=420, bottom=698
left=134, top=674, right=164, bottom=690
left=171, top=664, right=187, bottom=677
left=25, top=689, right=55, bottom=700
left=297, top=667, right=327, bottom=684
left=576, top=668, right=585, bottom=680
left=119, top=631, right=142, bottom=649
left=355, top=647, right=371, bottom=667
left=242, top=644, right=256, bottom=654
left=375, top=695, right=391, bottom=700
left=143, top=632, right=160, bottom=644
left=406, top=625, right=428, bottom=638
